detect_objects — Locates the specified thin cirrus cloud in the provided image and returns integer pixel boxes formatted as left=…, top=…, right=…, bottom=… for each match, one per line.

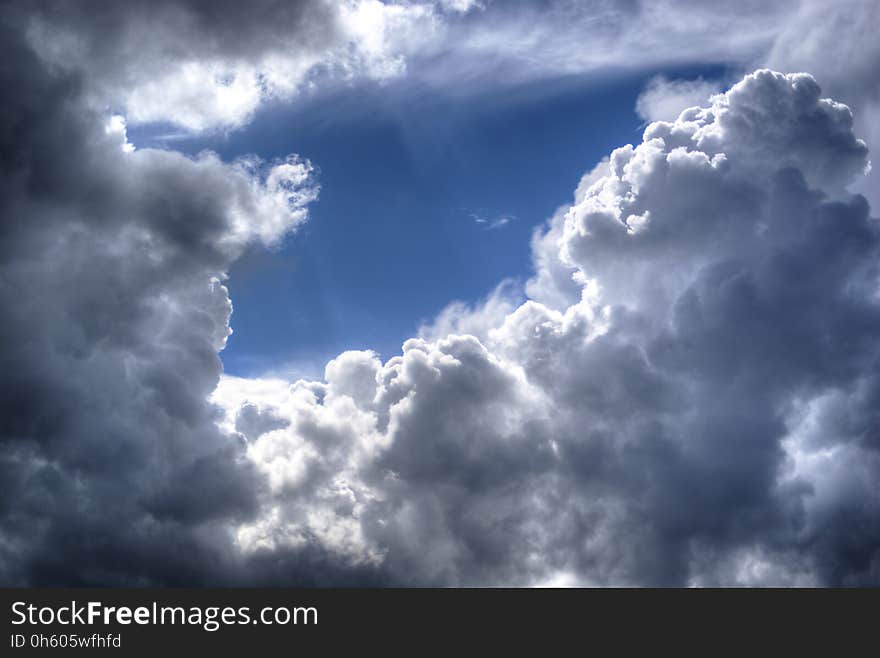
left=468, top=211, right=515, bottom=230
left=22, top=0, right=465, bottom=133
left=0, top=1, right=878, bottom=586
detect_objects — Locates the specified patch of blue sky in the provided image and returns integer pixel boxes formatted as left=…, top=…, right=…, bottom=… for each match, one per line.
left=129, top=64, right=728, bottom=379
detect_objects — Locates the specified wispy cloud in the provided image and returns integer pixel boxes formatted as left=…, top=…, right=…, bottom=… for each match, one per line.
left=467, top=210, right=515, bottom=230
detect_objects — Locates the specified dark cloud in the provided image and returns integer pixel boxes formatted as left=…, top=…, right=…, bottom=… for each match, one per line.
left=0, top=10, right=316, bottom=585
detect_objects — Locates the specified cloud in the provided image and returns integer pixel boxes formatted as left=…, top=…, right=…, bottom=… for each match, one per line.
left=213, top=71, right=880, bottom=586
left=21, top=0, right=447, bottom=132
left=760, top=0, right=880, bottom=206
left=635, top=76, right=724, bottom=122
left=418, top=279, right=523, bottom=344
left=625, top=1, right=880, bottom=206
left=468, top=211, right=515, bottom=230
left=0, top=18, right=318, bottom=585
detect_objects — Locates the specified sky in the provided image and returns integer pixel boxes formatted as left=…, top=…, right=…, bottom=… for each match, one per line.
left=2, top=0, right=880, bottom=587
left=132, top=68, right=723, bottom=378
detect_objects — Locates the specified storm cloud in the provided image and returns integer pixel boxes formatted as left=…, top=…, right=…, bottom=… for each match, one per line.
left=1, top=2, right=879, bottom=586
left=0, top=11, right=316, bottom=584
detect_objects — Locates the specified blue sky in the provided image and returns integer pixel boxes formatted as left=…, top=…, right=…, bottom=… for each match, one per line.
left=133, top=65, right=725, bottom=378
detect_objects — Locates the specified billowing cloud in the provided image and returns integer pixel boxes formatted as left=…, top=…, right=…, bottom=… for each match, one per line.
left=761, top=0, right=880, bottom=206
left=213, top=71, right=879, bottom=586
left=0, top=17, right=317, bottom=585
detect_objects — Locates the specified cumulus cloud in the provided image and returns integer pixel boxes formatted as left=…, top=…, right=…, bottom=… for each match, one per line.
left=761, top=0, right=880, bottom=206
left=0, top=15, right=318, bottom=585
left=628, top=1, right=880, bottom=205
left=212, top=71, right=879, bottom=586
left=20, top=0, right=880, bottom=204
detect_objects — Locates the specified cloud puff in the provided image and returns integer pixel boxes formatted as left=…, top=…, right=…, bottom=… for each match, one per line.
left=214, top=71, right=880, bottom=586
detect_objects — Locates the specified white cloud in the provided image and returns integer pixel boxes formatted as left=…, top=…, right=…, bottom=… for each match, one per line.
left=525, top=158, right=611, bottom=311
left=635, top=76, right=724, bottom=123
left=761, top=0, right=880, bottom=206
left=24, top=0, right=446, bottom=133
left=124, top=62, right=266, bottom=132
left=0, top=19, right=322, bottom=584
left=418, top=279, right=522, bottom=344
left=210, top=71, right=880, bottom=585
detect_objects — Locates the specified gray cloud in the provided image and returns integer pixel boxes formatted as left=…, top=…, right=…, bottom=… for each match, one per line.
left=20, top=0, right=456, bottom=132
left=0, top=13, right=317, bottom=585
